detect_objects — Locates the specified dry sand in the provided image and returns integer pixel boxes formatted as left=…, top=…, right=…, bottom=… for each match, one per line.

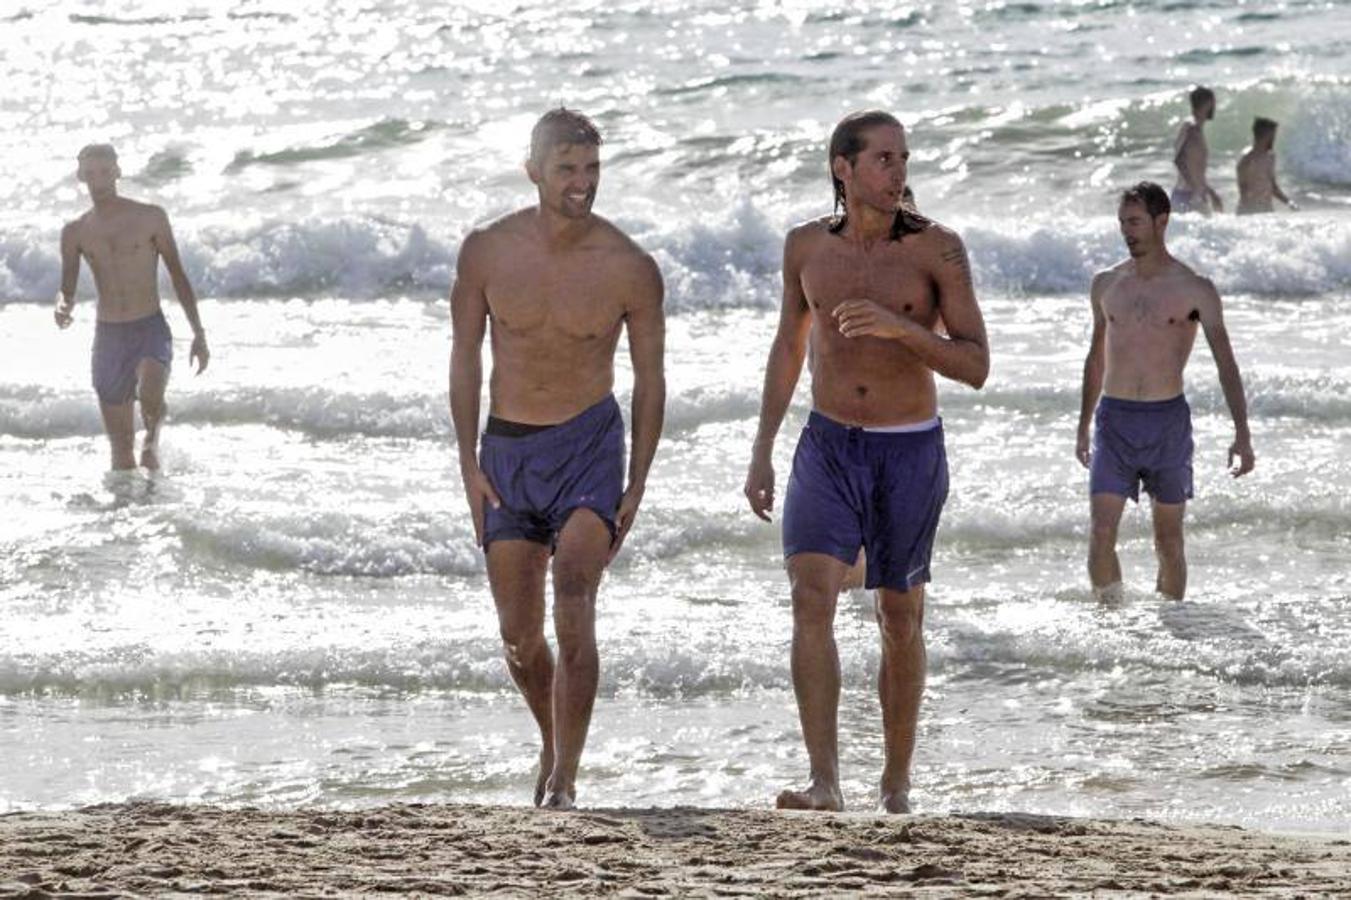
left=1, top=802, right=1348, bottom=897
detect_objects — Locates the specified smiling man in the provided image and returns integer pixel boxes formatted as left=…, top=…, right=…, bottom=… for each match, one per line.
left=55, top=143, right=209, bottom=471
left=745, top=110, right=989, bottom=813
left=1076, top=181, right=1254, bottom=601
left=449, top=108, right=665, bottom=810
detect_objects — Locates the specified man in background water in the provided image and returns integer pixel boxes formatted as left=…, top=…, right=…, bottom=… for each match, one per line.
left=55, top=143, right=210, bottom=471
left=1237, top=117, right=1296, bottom=215
left=449, top=109, right=665, bottom=810
left=1076, top=181, right=1254, bottom=601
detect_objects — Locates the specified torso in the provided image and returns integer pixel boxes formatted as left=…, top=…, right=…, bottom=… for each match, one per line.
left=795, top=217, right=944, bottom=426
left=1237, top=150, right=1274, bottom=213
left=477, top=210, right=648, bottom=424
left=1099, top=260, right=1205, bottom=400
left=1173, top=122, right=1207, bottom=193
left=68, top=197, right=164, bottom=322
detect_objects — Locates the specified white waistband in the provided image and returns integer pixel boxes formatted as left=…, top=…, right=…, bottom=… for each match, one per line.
left=862, top=416, right=940, bottom=434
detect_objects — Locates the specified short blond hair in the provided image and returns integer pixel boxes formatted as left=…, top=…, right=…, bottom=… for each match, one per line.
left=77, top=143, right=118, bottom=165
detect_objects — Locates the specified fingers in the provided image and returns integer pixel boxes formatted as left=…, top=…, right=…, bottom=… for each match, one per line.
left=481, top=477, right=502, bottom=509
left=470, top=500, right=485, bottom=547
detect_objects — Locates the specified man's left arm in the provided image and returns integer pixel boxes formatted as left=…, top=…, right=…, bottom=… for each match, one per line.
left=1197, top=280, right=1254, bottom=477
left=1270, top=158, right=1294, bottom=208
left=153, top=207, right=209, bottom=373
left=611, top=254, right=666, bottom=561
left=833, top=229, right=989, bottom=389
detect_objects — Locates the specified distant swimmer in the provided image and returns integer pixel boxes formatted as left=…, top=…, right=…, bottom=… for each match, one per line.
left=1076, top=182, right=1254, bottom=602
left=449, top=109, right=665, bottom=810
left=745, top=110, right=989, bottom=814
left=1237, top=117, right=1296, bottom=215
left=1172, top=86, right=1224, bottom=216
left=55, top=144, right=209, bottom=471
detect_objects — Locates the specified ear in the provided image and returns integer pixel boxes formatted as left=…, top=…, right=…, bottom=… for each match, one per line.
left=113, top=163, right=122, bottom=179
left=830, top=154, right=850, bottom=185
left=524, top=157, right=541, bottom=186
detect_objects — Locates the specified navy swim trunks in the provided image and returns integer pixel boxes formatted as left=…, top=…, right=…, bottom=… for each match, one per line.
left=1090, top=394, right=1193, bottom=504
left=478, top=394, right=625, bottom=551
left=91, top=310, right=173, bottom=405
left=782, top=411, right=949, bottom=592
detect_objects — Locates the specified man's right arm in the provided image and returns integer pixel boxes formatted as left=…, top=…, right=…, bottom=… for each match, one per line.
left=1076, top=272, right=1109, bottom=467
left=449, top=230, right=500, bottom=543
left=55, top=222, right=79, bottom=328
left=745, top=228, right=813, bottom=521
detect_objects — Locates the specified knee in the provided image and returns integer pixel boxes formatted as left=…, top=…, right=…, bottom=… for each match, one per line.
left=498, top=619, right=544, bottom=665
left=552, top=596, right=596, bottom=658
left=790, top=583, right=836, bottom=634
left=1154, top=528, right=1185, bottom=561
left=876, top=594, right=924, bottom=646
left=552, top=558, right=600, bottom=604
left=1089, top=519, right=1118, bottom=551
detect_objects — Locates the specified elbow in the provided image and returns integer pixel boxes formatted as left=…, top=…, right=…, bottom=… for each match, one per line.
left=967, top=355, right=991, bottom=390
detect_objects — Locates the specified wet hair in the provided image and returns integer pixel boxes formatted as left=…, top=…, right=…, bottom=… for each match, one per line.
left=528, top=107, right=601, bottom=166
left=826, top=110, right=929, bottom=240
left=76, top=143, right=117, bottom=166
left=1119, top=181, right=1170, bottom=219
left=1252, top=116, right=1278, bottom=141
left=1189, top=86, right=1215, bottom=112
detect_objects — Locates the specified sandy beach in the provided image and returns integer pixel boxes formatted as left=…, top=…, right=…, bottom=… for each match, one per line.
left=1, top=802, right=1348, bottom=897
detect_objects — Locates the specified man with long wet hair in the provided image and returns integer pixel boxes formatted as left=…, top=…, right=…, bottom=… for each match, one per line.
left=1076, top=181, right=1254, bottom=601
left=450, top=108, right=665, bottom=810
left=745, top=110, right=989, bottom=813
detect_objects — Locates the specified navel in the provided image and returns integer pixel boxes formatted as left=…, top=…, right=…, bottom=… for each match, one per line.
left=855, top=385, right=868, bottom=397
left=903, top=303, right=913, bottom=312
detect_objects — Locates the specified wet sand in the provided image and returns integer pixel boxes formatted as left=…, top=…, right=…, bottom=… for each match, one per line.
left=2, top=802, right=1348, bottom=897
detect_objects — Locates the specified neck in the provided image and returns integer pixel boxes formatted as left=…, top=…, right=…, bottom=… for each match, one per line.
left=1132, top=246, right=1172, bottom=276
left=534, top=204, right=592, bottom=248
left=1192, top=113, right=1207, bottom=127
left=841, top=202, right=894, bottom=245
left=90, top=188, right=118, bottom=209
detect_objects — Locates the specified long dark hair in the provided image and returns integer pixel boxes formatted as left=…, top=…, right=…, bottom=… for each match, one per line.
left=827, top=110, right=929, bottom=240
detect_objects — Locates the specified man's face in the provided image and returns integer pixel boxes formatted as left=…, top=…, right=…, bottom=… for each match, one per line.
left=529, top=142, right=600, bottom=220
left=838, top=125, right=908, bottom=216
left=1118, top=200, right=1164, bottom=258
left=1201, top=98, right=1216, bottom=121
left=78, top=156, right=119, bottom=195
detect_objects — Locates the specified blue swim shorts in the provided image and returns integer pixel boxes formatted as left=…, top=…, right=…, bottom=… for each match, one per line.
left=478, top=394, right=625, bottom=551
left=1090, top=394, right=1193, bottom=504
left=1170, top=188, right=1195, bottom=213
left=782, top=411, right=949, bottom=592
left=91, top=310, right=173, bottom=406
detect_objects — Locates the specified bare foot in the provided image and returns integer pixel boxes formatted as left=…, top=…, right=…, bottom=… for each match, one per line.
left=533, top=749, right=554, bottom=808
left=775, top=780, right=843, bottom=811
left=541, top=789, right=574, bottom=811
left=879, top=789, right=911, bottom=814
left=139, top=445, right=159, bottom=471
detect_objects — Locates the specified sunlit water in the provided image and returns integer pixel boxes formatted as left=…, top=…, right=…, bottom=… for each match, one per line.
left=2, top=0, right=1349, bottom=832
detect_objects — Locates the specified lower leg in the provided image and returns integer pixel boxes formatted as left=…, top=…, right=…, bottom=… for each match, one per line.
left=1152, top=500, right=1187, bottom=599
left=98, top=401, right=136, bottom=470
left=136, top=359, right=169, bottom=470
left=877, top=587, right=926, bottom=813
left=1089, top=493, right=1127, bottom=597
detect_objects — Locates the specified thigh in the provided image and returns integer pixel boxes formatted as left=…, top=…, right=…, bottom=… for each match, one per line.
left=1090, top=491, right=1129, bottom=534
left=553, top=508, right=611, bottom=590
left=135, top=357, right=169, bottom=406
left=487, top=539, right=551, bottom=628
left=1150, top=498, right=1186, bottom=541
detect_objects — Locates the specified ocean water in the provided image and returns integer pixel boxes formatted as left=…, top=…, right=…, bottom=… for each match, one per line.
left=2, top=0, right=1350, bottom=832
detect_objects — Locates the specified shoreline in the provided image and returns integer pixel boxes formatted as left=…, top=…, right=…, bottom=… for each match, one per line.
left=2, top=802, right=1348, bottom=897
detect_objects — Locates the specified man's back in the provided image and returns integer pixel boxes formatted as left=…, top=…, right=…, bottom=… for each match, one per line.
left=1237, top=149, right=1276, bottom=214
left=1173, top=122, right=1207, bottom=193
left=466, top=208, right=659, bottom=424
left=66, top=196, right=164, bottom=322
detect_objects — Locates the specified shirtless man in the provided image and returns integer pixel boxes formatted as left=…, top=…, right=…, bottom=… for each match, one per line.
left=745, top=110, right=989, bottom=813
left=449, top=108, right=665, bottom=811
left=1076, top=182, right=1254, bottom=601
left=1172, top=86, right=1224, bottom=216
left=1237, top=117, right=1295, bottom=215
left=55, top=144, right=209, bottom=471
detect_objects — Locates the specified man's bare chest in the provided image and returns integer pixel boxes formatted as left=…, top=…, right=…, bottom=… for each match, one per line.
left=486, top=262, right=624, bottom=340
left=1103, top=284, right=1199, bottom=332
left=801, top=251, right=938, bottom=320
left=80, top=220, right=156, bottom=266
